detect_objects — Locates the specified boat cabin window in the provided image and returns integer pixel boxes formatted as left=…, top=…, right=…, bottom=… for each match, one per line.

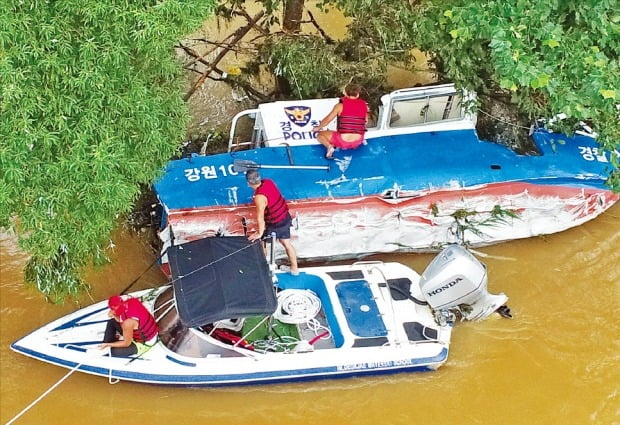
left=389, top=94, right=463, bottom=128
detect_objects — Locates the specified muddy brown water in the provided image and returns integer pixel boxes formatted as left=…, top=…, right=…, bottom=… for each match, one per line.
left=3, top=5, right=619, bottom=424
left=1, top=203, right=619, bottom=425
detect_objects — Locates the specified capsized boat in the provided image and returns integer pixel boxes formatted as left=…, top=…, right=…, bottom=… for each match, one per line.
left=10, top=237, right=510, bottom=386
left=154, top=83, right=618, bottom=274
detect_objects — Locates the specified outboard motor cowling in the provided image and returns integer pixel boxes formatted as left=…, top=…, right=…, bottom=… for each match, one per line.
left=419, top=245, right=509, bottom=325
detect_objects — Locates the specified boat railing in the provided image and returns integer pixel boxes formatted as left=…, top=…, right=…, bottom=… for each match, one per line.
left=154, top=296, right=176, bottom=322
left=59, top=343, right=122, bottom=384
left=228, top=108, right=261, bottom=152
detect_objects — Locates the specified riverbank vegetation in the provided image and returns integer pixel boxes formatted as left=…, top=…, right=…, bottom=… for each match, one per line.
left=1, top=0, right=216, bottom=300
left=205, top=0, right=618, bottom=173
left=1, top=0, right=618, bottom=299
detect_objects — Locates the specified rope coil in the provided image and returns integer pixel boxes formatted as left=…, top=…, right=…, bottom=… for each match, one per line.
left=273, top=289, right=321, bottom=324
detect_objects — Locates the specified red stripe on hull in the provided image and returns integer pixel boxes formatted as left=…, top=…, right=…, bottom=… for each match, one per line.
left=165, top=182, right=618, bottom=236
left=157, top=181, right=618, bottom=275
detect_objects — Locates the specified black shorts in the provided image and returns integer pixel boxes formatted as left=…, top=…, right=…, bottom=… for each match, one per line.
left=264, top=213, right=292, bottom=240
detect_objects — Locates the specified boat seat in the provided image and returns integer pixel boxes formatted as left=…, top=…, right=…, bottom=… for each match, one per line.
left=335, top=280, right=387, bottom=339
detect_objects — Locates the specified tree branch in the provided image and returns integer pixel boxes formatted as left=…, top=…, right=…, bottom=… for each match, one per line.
left=209, top=67, right=271, bottom=103
left=183, top=10, right=265, bottom=102
left=307, top=9, right=334, bottom=44
left=180, top=42, right=270, bottom=102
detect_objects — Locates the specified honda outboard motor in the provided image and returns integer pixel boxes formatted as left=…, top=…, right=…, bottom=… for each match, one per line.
left=419, top=245, right=510, bottom=326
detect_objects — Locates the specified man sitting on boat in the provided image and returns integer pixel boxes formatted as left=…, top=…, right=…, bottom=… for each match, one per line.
left=312, top=83, right=369, bottom=159
left=246, top=170, right=299, bottom=275
left=98, top=295, right=158, bottom=356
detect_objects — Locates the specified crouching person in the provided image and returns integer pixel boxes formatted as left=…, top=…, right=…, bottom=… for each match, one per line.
left=98, top=295, right=158, bottom=357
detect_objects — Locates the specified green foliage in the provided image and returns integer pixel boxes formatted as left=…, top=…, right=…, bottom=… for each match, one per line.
left=257, top=34, right=391, bottom=100
left=0, top=0, right=216, bottom=300
left=451, top=205, right=520, bottom=244
left=430, top=202, right=520, bottom=245
left=218, top=0, right=282, bottom=18
left=24, top=247, right=84, bottom=303
left=316, top=0, right=419, bottom=64
left=258, top=35, right=342, bottom=98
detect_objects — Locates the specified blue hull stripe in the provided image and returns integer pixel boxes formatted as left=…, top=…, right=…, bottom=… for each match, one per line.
left=11, top=343, right=448, bottom=386
left=155, top=129, right=614, bottom=212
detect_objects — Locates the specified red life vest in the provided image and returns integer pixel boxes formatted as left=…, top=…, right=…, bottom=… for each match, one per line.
left=120, top=298, right=158, bottom=343
left=337, top=97, right=367, bottom=134
left=255, top=179, right=290, bottom=226
left=211, top=328, right=254, bottom=351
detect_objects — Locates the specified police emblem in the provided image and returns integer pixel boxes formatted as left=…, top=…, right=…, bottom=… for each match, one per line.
left=283, top=106, right=311, bottom=127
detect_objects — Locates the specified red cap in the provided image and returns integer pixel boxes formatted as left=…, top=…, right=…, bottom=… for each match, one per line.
left=108, top=295, right=126, bottom=314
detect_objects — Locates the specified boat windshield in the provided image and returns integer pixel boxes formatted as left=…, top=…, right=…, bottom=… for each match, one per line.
left=389, top=93, right=464, bottom=128
left=154, top=286, right=244, bottom=358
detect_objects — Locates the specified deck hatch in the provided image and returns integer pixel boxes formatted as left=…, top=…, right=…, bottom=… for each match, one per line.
left=335, top=280, right=387, bottom=338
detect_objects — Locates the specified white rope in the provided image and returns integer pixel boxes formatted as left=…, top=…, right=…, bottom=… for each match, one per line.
left=252, top=335, right=299, bottom=352
left=273, top=289, right=321, bottom=324
left=6, top=361, right=84, bottom=425
left=305, top=317, right=331, bottom=340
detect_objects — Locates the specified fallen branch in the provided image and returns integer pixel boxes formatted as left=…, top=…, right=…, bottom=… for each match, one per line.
left=183, top=10, right=265, bottom=102
left=307, top=9, right=334, bottom=44
left=180, top=45, right=269, bottom=101
left=178, top=43, right=211, bottom=68
left=209, top=67, right=270, bottom=102
left=234, top=7, right=270, bottom=36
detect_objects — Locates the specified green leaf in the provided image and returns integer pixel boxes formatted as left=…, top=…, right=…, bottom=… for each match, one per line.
left=537, top=73, right=550, bottom=88
left=500, top=78, right=514, bottom=89
left=544, top=39, right=560, bottom=48
left=599, top=90, right=616, bottom=100
left=594, top=59, right=606, bottom=67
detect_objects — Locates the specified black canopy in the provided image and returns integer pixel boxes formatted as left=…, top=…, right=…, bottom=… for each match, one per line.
left=168, top=236, right=277, bottom=327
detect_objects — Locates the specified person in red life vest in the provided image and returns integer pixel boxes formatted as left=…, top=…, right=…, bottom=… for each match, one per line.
left=98, top=295, right=158, bottom=356
left=246, top=169, right=299, bottom=275
left=312, top=83, right=369, bottom=159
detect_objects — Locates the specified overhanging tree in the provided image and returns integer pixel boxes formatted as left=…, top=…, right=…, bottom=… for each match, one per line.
left=0, top=0, right=216, bottom=300
left=328, top=0, right=619, bottom=189
left=402, top=0, right=620, bottom=189
left=211, top=0, right=619, bottom=188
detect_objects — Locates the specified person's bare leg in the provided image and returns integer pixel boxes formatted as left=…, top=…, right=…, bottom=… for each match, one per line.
left=279, top=238, right=298, bottom=274
left=316, top=131, right=335, bottom=158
